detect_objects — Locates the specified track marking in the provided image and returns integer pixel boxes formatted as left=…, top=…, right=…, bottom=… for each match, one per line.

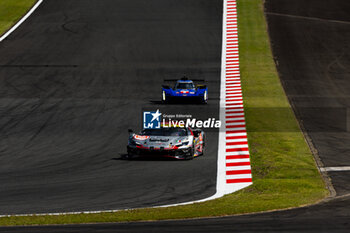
left=265, top=12, right=350, bottom=25
left=0, top=0, right=44, bottom=42
left=320, top=166, right=350, bottom=172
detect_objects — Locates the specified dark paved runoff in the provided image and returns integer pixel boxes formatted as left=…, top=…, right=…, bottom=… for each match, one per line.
left=266, top=0, right=350, bottom=196
left=0, top=0, right=223, bottom=215
left=1, top=195, right=350, bottom=233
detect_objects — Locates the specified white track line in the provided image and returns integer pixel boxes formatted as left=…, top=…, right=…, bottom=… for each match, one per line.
left=320, top=166, right=350, bottom=172
left=0, top=0, right=44, bottom=42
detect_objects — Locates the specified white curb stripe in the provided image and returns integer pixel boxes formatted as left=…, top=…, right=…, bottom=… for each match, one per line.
left=226, top=139, right=248, bottom=143
left=226, top=174, right=252, bottom=179
left=226, top=166, right=251, bottom=171
left=226, top=151, right=250, bottom=156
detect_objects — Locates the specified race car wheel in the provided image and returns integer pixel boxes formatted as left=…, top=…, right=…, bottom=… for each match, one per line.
left=200, top=133, right=206, bottom=156
left=186, top=146, right=195, bottom=160
left=124, top=147, right=134, bottom=160
left=122, top=154, right=133, bottom=160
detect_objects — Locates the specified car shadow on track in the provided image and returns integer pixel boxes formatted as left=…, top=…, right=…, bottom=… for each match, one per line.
left=149, top=100, right=207, bottom=105
left=111, top=154, right=186, bottom=162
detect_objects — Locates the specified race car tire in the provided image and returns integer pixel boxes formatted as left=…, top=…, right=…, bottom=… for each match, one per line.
left=121, top=154, right=133, bottom=160
left=200, top=133, right=206, bottom=156
left=186, top=146, right=195, bottom=160
left=123, top=147, right=134, bottom=160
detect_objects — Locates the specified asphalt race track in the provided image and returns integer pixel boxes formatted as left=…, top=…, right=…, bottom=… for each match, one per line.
left=0, top=0, right=222, bottom=215
left=1, top=0, right=350, bottom=232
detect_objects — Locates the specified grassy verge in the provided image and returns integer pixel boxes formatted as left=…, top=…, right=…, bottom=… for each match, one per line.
left=0, top=0, right=37, bottom=38
left=0, top=0, right=328, bottom=226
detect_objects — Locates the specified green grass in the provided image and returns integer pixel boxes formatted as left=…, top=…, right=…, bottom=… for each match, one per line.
left=0, top=0, right=328, bottom=226
left=0, top=0, right=37, bottom=37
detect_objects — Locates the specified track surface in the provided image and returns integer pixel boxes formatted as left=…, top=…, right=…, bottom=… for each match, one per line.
left=266, top=0, right=350, bottom=196
left=0, top=0, right=222, bottom=215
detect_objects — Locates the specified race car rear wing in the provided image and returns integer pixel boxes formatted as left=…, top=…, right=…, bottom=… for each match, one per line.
left=163, top=78, right=206, bottom=82
left=196, top=84, right=207, bottom=89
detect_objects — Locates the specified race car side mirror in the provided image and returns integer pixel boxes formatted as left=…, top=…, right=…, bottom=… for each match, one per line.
left=162, top=85, right=171, bottom=89
left=128, top=129, right=133, bottom=134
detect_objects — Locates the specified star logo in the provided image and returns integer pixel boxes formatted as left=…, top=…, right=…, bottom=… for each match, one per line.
left=143, top=110, right=162, bottom=129
left=150, top=109, right=161, bottom=122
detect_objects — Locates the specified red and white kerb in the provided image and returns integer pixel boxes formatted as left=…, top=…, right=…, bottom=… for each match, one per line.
left=223, top=0, right=253, bottom=185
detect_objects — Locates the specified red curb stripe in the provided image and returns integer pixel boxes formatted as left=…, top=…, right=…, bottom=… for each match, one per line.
left=225, top=116, right=244, bottom=120
left=226, top=170, right=251, bottom=175
left=226, top=125, right=246, bottom=129
left=226, top=162, right=251, bottom=167
left=226, top=178, right=252, bottom=184
left=226, top=85, right=241, bottom=88
left=226, top=103, right=243, bottom=107
left=226, top=120, right=245, bottom=124
left=226, top=135, right=247, bottom=140
left=226, top=98, right=242, bottom=102
left=226, top=142, right=248, bottom=146
left=226, top=148, right=249, bottom=152
left=226, top=107, right=243, bottom=110
left=226, top=154, right=250, bottom=159
left=225, top=115, right=244, bottom=118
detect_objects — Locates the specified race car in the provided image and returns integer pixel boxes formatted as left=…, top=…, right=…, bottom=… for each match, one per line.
left=161, top=77, right=208, bottom=104
left=126, top=127, right=205, bottom=160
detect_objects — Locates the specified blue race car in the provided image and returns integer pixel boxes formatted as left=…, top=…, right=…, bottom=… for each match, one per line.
left=161, top=77, right=208, bottom=104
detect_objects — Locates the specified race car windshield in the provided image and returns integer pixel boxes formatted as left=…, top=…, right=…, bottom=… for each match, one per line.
left=175, top=83, right=195, bottom=89
left=141, top=128, right=187, bottom=136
